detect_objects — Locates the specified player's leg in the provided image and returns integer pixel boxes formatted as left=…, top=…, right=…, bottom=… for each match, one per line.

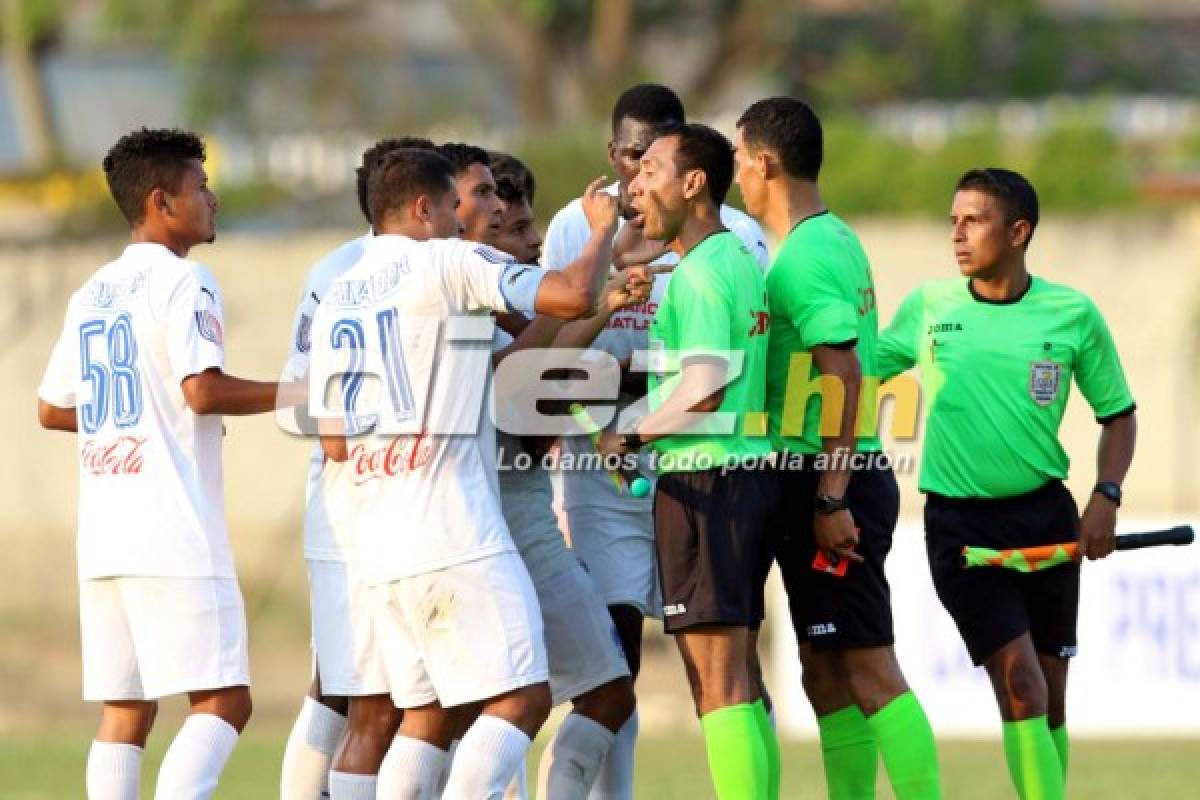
left=1038, top=654, right=1069, bottom=782
left=984, top=634, right=1064, bottom=800
left=282, top=557, right=351, bottom=799
left=677, top=626, right=769, bottom=799
left=835, top=465, right=940, bottom=799
left=398, top=553, right=552, bottom=797
left=282, top=675, right=349, bottom=799
left=535, top=563, right=635, bottom=800
left=81, top=578, right=154, bottom=799
left=774, top=465, right=880, bottom=799
left=571, top=509, right=656, bottom=800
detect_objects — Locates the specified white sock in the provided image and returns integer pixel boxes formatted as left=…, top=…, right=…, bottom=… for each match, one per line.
left=86, top=740, right=143, bottom=800
left=153, top=713, right=239, bottom=800
left=327, top=771, right=376, bottom=800
left=281, top=697, right=347, bottom=799
left=375, top=735, right=447, bottom=799
left=587, top=709, right=637, bottom=800
left=436, top=739, right=460, bottom=796
left=504, top=759, right=529, bottom=799
left=536, top=714, right=615, bottom=800
left=442, top=715, right=531, bottom=800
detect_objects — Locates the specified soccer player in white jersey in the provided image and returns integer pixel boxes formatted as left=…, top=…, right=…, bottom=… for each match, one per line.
left=37, top=128, right=300, bottom=800
left=311, top=148, right=622, bottom=797
left=279, top=135, right=436, bottom=800
left=541, top=83, right=770, bottom=798
left=486, top=151, right=639, bottom=800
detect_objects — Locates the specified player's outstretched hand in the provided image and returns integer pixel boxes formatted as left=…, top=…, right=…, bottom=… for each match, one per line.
left=601, top=267, right=653, bottom=314
left=1078, top=495, right=1118, bottom=560
left=814, top=509, right=865, bottom=564
left=581, top=176, right=619, bottom=235
left=613, top=216, right=671, bottom=269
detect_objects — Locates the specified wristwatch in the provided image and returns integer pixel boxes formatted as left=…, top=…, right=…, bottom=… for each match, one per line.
left=814, top=494, right=848, bottom=515
left=619, top=431, right=646, bottom=451
left=1093, top=481, right=1122, bottom=507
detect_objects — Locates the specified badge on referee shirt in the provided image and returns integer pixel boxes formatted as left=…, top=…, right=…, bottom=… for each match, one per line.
left=1028, top=360, right=1062, bottom=406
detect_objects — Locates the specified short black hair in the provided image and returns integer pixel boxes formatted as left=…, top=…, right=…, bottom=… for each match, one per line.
left=488, top=151, right=536, bottom=206
left=660, top=123, right=734, bottom=208
left=366, top=148, right=456, bottom=227
left=736, top=97, right=823, bottom=182
left=611, top=83, right=685, bottom=135
left=956, top=168, right=1040, bottom=245
left=435, top=142, right=491, bottom=178
left=356, top=136, right=435, bottom=223
left=102, top=128, right=206, bottom=225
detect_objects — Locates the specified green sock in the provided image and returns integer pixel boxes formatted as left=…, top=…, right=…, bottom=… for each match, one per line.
left=1049, top=725, right=1069, bottom=782
left=817, top=704, right=878, bottom=800
left=752, top=699, right=781, bottom=800
left=866, top=691, right=942, bottom=799
left=701, top=703, right=768, bottom=799
left=1002, top=716, right=1065, bottom=800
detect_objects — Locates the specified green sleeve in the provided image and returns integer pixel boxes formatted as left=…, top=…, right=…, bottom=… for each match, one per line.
left=1074, top=298, right=1135, bottom=422
left=674, top=264, right=732, bottom=356
left=772, top=257, right=858, bottom=350
left=877, top=288, right=923, bottom=381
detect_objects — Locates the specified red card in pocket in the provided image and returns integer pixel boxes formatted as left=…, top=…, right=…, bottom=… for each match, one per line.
left=813, top=550, right=849, bottom=577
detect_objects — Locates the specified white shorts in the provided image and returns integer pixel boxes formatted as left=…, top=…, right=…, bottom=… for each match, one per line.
left=536, top=562, right=631, bottom=706
left=370, top=551, right=549, bottom=709
left=567, top=506, right=661, bottom=618
left=79, top=576, right=250, bottom=702
left=308, top=559, right=388, bottom=697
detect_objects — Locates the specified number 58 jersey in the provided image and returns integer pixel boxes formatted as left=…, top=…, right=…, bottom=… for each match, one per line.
left=38, top=243, right=232, bottom=580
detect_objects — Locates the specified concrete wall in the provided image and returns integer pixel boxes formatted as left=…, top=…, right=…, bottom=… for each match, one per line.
left=5, top=214, right=1200, bottom=592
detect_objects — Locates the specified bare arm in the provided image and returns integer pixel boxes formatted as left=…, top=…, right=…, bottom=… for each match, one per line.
left=181, top=367, right=303, bottom=416
left=810, top=344, right=865, bottom=563
left=551, top=268, right=653, bottom=352
left=1079, top=412, right=1137, bottom=560
left=38, top=400, right=77, bottom=432
left=600, top=357, right=726, bottom=450
left=531, top=177, right=618, bottom=320
left=318, top=415, right=349, bottom=463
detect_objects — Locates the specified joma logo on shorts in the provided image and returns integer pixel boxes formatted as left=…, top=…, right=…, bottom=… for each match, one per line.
left=663, top=604, right=687, bottom=616
left=807, top=623, right=837, bottom=636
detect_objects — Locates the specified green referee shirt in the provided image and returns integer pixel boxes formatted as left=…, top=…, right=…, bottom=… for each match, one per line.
left=877, top=275, right=1135, bottom=498
left=647, top=230, right=772, bottom=473
left=766, top=210, right=884, bottom=455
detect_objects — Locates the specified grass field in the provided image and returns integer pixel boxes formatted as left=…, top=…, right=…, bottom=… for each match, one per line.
left=2, top=725, right=1197, bottom=799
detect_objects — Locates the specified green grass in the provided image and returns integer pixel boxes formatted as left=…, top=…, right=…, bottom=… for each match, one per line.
left=1, top=726, right=1197, bottom=799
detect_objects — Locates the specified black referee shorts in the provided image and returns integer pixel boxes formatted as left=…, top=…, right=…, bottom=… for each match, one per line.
left=653, top=464, right=778, bottom=634
left=925, top=480, right=1080, bottom=666
left=772, top=455, right=899, bottom=651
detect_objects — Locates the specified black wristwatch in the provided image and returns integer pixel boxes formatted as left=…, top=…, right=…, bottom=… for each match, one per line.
left=620, top=431, right=646, bottom=451
left=814, top=493, right=848, bottom=515
left=1093, top=481, right=1122, bottom=507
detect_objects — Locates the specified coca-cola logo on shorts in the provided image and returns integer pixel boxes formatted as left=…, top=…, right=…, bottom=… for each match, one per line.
left=349, top=433, right=433, bottom=485
left=80, top=436, right=147, bottom=476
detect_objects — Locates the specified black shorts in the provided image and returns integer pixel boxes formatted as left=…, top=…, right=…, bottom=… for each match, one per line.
left=925, top=480, right=1080, bottom=666
left=653, top=464, right=778, bottom=634
left=772, top=455, right=899, bottom=651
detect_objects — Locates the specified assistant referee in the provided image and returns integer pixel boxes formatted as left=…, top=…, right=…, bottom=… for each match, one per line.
left=878, top=168, right=1137, bottom=800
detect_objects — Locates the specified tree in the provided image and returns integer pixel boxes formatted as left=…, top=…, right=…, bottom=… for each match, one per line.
left=2, top=0, right=63, bottom=169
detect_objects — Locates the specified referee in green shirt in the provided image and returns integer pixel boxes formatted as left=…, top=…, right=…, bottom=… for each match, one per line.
left=597, top=123, right=778, bottom=800
left=878, top=168, right=1137, bottom=800
left=735, top=96, right=942, bottom=800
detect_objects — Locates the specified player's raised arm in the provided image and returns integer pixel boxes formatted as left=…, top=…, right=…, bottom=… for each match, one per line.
left=529, top=176, right=618, bottom=319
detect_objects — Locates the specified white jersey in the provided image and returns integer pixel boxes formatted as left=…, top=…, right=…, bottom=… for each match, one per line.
left=38, top=243, right=231, bottom=580
left=310, top=234, right=548, bottom=584
left=542, top=185, right=769, bottom=512
left=491, top=330, right=577, bottom=581
left=289, top=234, right=370, bottom=562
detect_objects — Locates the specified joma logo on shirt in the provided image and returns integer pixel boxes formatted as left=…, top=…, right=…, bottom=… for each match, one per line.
left=927, top=322, right=963, bottom=334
